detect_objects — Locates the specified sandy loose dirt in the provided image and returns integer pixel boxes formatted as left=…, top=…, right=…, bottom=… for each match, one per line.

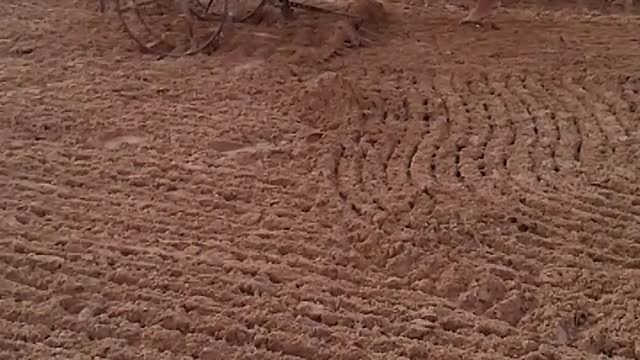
left=2, top=0, right=640, bottom=359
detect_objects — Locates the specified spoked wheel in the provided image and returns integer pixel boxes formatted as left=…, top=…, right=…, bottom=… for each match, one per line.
left=116, top=0, right=228, bottom=56
left=192, top=0, right=268, bottom=23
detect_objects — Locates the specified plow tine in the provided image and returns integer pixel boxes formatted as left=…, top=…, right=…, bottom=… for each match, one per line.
left=204, top=0, right=215, bottom=13
left=109, top=0, right=364, bottom=56
left=116, top=0, right=228, bottom=56
left=118, top=0, right=157, bottom=12
left=288, top=0, right=360, bottom=18
left=145, top=39, right=163, bottom=49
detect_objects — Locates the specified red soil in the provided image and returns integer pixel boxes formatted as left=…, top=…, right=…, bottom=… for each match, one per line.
left=1, top=0, right=640, bottom=358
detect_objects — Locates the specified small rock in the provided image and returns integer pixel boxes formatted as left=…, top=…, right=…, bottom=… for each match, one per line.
left=403, top=319, right=435, bottom=339
left=383, top=276, right=403, bottom=289
left=109, top=269, right=139, bottom=285
left=78, top=307, right=94, bottom=321
left=554, top=321, right=570, bottom=345
left=200, top=343, right=233, bottom=360
left=476, top=319, right=513, bottom=338
left=223, top=324, right=251, bottom=345
left=58, top=296, right=85, bottom=314
left=440, top=315, right=472, bottom=332
left=32, top=254, right=64, bottom=271
left=159, top=311, right=191, bottom=333
left=262, top=265, right=297, bottom=284
left=296, top=301, right=325, bottom=321
left=418, top=309, right=438, bottom=322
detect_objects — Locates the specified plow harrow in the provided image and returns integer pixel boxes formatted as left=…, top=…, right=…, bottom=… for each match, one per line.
left=101, top=0, right=361, bottom=56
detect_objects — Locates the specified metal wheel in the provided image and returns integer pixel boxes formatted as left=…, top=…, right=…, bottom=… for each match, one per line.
left=116, top=0, right=228, bottom=56
left=192, top=0, right=268, bottom=23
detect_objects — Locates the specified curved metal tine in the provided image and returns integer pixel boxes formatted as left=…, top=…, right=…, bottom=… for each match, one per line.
left=125, top=0, right=177, bottom=52
left=119, top=0, right=156, bottom=11
left=191, top=0, right=225, bottom=21
left=145, top=38, right=164, bottom=49
left=176, top=0, right=199, bottom=53
left=227, top=0, right=269, bottom=22
left=183, top=0, right=228, bottom=54
left=132, top=0, right=173, bottom=48
left=118, top=0, right=227, bottom=55
left=204, top=0, right=214, bottom=12
left=287, top=0, right=359, bottom=18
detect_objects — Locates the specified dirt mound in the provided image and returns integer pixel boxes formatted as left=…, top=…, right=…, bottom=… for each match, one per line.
left=347, top=0, right=388, bottom=25
left=292, top=71, right=375, bottom=131
left=211, top=0, right=390, bottom=63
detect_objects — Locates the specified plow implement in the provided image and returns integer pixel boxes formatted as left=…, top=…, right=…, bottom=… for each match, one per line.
left=102, top=0, right=361, bottom=56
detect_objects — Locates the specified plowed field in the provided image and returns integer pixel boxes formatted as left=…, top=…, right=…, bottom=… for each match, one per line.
left=2, top=0, right=640, bottom=359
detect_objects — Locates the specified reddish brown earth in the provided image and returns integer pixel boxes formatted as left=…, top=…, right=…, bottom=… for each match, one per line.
left=2, top=0, right=640, bottom=359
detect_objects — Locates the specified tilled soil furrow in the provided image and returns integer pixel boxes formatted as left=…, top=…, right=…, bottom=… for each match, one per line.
left=432, top=73, right=467, bottom=185
left=376, top=91, right=424, bottom=223
left=0, top=276, right=51, bottom=303
left=5, top=233, right=411, bottom=305
left=0, top=301, right=296, bottom=359
left=512, top=174, right=640, bottom=226
left=581, top=78, right=632, bottom=139
left=410, top=129, right=440, bottom=196
left=451, top=73, right=484, bottom=183
left=357, top=95, right=397, bottom=216
left=512, top=73, right=561, bottom=176
left=619, top=78, right=640, bottom=121
left=329, top=143, right=366, bottom=218
left=386, top=93, right=417, bottom=191
left=502, top=75, right=538, bottom=176
left=1, top=179, right=264, bottom=234
left=503, top=230, right=570, bottom=266
left=2, top=249, right=558, bottom=359
left=508, top=186, right=637, bottom=260
left=448, top=73, right=477, bottom=186
left=551, top=77, right=608, bottom=166
left=0, top=337, right=87, bottom=360
left=510, top=176, right=628, bottom=230
left=510, top=200, right=566, bottom=239
left=481, top=74, right=513, bottom=174
left=536, top=204, right=638, bottom=256
left=426, top=74, right=456, bottom=188
left=510, top=76, right=542, bottom=164
left=2, top=266, right=345, bottom=358
left=4, top=227, right=319, bottom=282
left=465, top=73, right=495, bottom=179
left=410, top=85, right=448, bottom=195
left=0, top=301, right=175, bottom=358
left=377, top=94, right=411, bottom=196
left=379, top=97, right=401, bottom=192
left=533, top=79, right=583, bottom=167
left=521, top=73, right=563, bottom=173
left=543, top=181, right=640, bottom=225
left=402, top=89, right=430, bottom=192
left=588, top=171, right=640, bottom=198
left=486, top=76, right=526, bottom=175
left=325, top=145, right=377, bottom=237
left=594, top=76, right=639, bottom=135
left=359, top=143, right=393, bottom=216
left=407, top=74, right=440, bottom=193
left=564, top=77, right=627, bottom=149
left=1, top=254, right=233, bottom=312
left=0, top=319, right=55, bottom=351
left=571, top=189, right=640, bottom=218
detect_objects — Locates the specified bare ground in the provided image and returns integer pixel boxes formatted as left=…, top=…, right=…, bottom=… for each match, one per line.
left=2, top=0, right=640, bottom=359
